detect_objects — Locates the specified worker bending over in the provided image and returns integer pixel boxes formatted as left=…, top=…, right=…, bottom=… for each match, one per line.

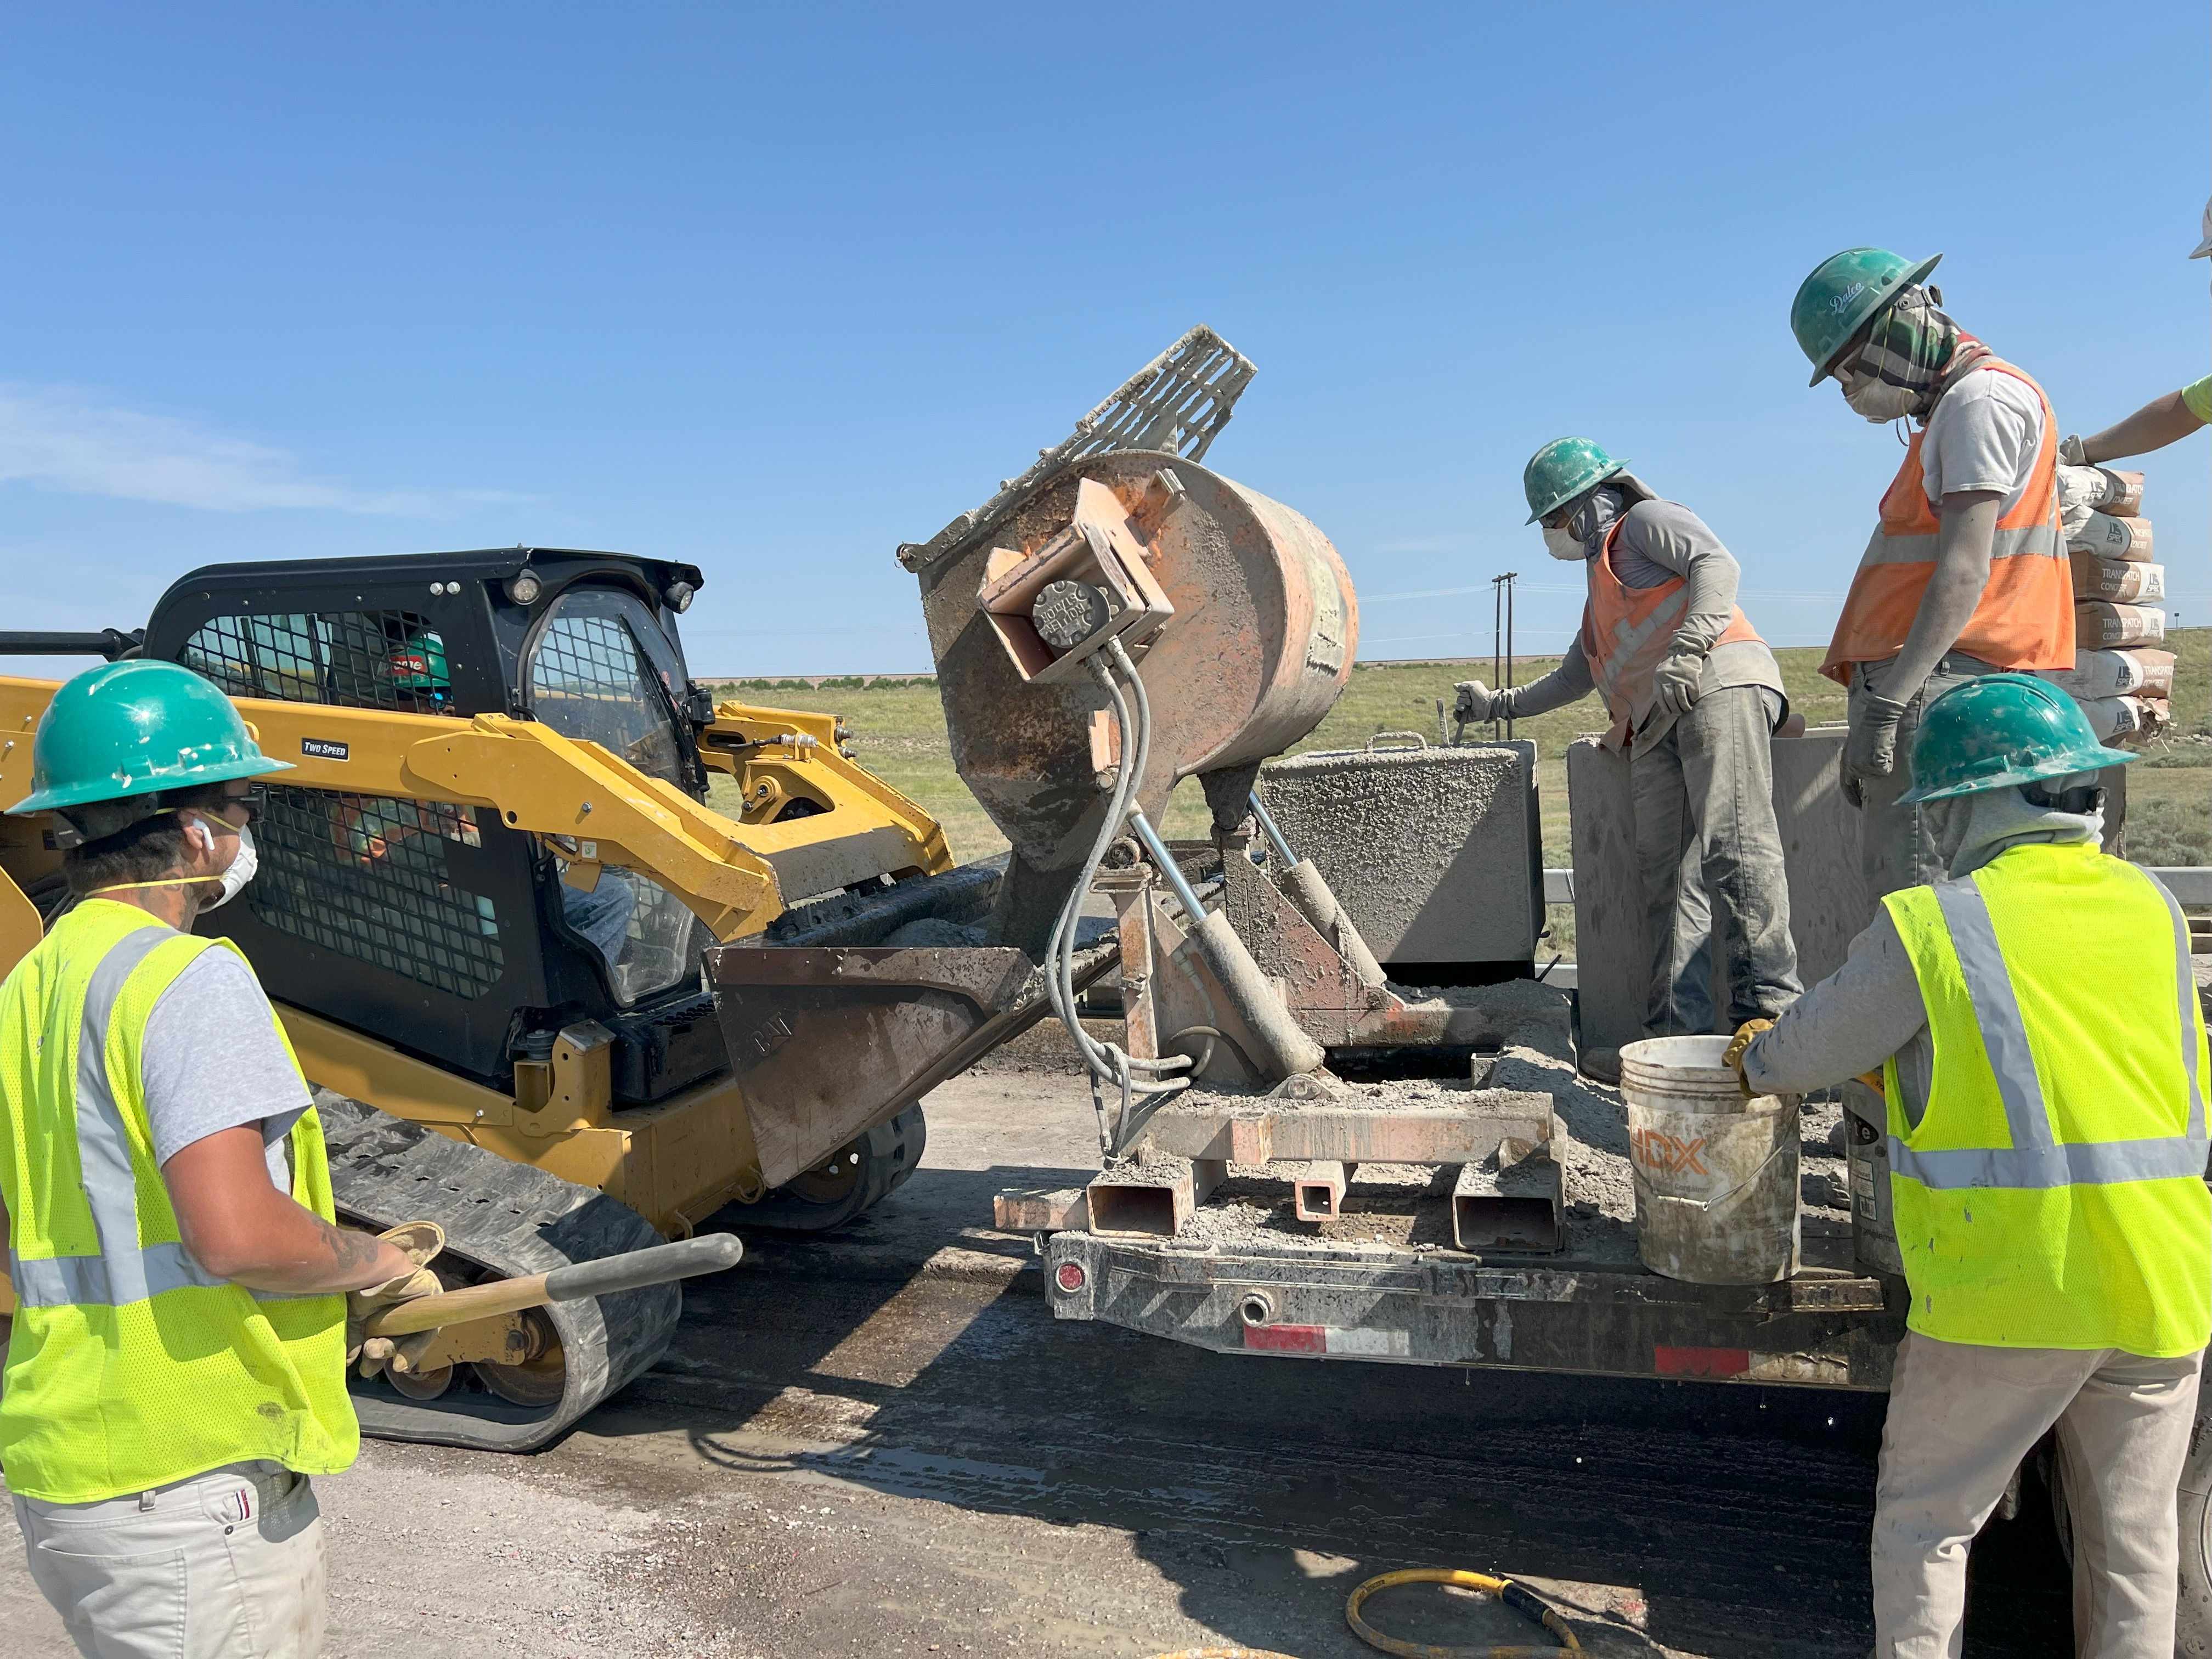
left=2059, top=198, right=2212, bottom=466
left=1792, top=247, right=2074, bottom=900
left=1457, top=439, right=1800, bottom=1075
left=0, top=661, right=445, bottom=1658
left=1730, top=674, right=2206, bottom=1659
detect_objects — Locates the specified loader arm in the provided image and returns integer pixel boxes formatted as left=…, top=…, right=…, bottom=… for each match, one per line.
left=0, top=680, right=952, bottom=947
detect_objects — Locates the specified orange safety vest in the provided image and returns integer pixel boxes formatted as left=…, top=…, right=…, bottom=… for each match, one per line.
left=1820, top=357, right=2073, bottom=686
left=1581, top=517, right=1764, bottom=751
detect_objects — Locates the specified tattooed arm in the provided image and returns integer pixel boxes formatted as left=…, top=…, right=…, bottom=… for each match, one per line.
left=162, top=1127, right=413, bottom=1293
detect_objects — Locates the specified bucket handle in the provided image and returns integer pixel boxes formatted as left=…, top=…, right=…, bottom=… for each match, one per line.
left=1644, top=1098, right=1801, bottom=1217
left=1366, top=731, right=1430, bottom=752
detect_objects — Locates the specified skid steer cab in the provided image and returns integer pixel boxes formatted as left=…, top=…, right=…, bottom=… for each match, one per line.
left=0, top=548, right=980, bottom=1447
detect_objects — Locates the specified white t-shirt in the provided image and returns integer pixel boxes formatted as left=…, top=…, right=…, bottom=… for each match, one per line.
left=1920, top=365, right=2045, bottom=514
left=140, top=945, right=310, bottom=1189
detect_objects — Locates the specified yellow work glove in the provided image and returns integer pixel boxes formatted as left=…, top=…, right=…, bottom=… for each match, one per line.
left=345, top=1221, right=445, bottom=1375
left=1723, top=1018, right=1775, bottom=1098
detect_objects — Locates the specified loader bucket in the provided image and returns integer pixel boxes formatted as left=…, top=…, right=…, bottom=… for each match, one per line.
left=707, top=942, right=1114, bottom=1190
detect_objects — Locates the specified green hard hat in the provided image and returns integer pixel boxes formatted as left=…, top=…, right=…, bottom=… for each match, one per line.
left=381, top=628, right=450, bottom=692
left=1791, top=247, right=1944, bottom=385
left=1523, top=437, right=1627, bottom=525
left=1898, top=673, right=2135, bottom=805
left=7, top=659, right=291, bottom=817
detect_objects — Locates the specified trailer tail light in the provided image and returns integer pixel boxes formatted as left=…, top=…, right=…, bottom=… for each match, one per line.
left=1054, top=1262, right=1086, bottom=1293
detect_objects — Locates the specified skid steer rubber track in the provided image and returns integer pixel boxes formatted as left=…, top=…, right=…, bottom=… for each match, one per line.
left=317, top=1090, right=680, bottom=1452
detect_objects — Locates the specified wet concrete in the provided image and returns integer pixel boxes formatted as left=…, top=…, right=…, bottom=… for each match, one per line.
left=0, top=1062, right=2070, bottom=1658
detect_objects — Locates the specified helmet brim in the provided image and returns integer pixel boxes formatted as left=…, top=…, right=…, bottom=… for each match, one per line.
left=1897, top=743, right=2137, bottom=805
left=8, top=752, right=293, bottom=817
left=1807, top=252, right=1944, bottom=386
left=1525, top=460, right=1629, bottom=524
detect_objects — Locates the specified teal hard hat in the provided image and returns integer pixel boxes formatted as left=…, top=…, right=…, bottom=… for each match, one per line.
left=381, top=628, right=450, bottom=692
left=1791, top=247, right=1944, bottom=386
left=7, top=659, right=292, bottom=818
left=1897, top=673, right=2136, bottom=805
left=1523, top=437, right=1627, bottom=524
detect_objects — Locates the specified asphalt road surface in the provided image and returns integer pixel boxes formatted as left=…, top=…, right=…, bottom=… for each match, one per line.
left=0, top=1059, right=2072, bottom=1658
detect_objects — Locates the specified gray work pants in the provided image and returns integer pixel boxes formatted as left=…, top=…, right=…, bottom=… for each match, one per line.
left=13, top=1462, right=325, bottom=1658
left=1846, top=651, right=2004, bottom=902
left=1874, top=1332, right=2203, bottom=1659
left=1629, top=684, right=1802, bottom=1035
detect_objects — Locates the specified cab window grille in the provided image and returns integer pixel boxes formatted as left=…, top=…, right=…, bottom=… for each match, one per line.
left=180, top=611, right=454, bottom=714
left=528, top=596, right=685, bottom=786
left=246, top=787, right=503, bottom=998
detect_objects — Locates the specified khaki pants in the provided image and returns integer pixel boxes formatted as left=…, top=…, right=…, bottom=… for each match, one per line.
left=12, top=1462, right=325, bottom=1659
left=1874, top=1331, right=2204, bottom=1658
left=1846, top=651, right=2006, bottom=902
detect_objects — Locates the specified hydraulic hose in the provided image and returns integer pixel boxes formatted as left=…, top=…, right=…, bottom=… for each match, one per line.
left=1345, top=1568, right=1581, bottom=1657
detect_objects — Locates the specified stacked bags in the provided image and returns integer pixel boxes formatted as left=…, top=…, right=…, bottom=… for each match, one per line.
left=2049, top=463, right=2172, bottom=741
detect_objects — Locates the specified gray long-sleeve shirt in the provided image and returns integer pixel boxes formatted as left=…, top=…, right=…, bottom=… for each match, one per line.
left=1503, top=494, right=1784, bottom=746
left=1740, top=908, right=1934, bottom=1121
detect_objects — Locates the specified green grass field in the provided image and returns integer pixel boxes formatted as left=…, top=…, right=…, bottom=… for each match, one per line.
left=708, top=629, right=2212, bottom=952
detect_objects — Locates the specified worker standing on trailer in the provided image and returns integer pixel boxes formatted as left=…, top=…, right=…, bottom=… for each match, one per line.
left=1728, top=674, right=2207, bottom=1659
left=2057, top=198, right=2212, bottom=465
left=1455, top=439, right=1801, bottom=1076
left=1792, top=247, right=2073, bottom=900
left=0, top=659, right=444, bottom=1659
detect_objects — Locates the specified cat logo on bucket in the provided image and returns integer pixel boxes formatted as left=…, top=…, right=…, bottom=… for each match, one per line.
left=1630, top=1125, right=1708, bottom=1177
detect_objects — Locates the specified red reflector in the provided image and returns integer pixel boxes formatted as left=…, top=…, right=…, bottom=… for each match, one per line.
left=1244, top=1322, right=1327, bottom=1353
left=1655, top=1344, right=1751, bottom=1378
left=1053, top=1262, right=1086, bottom=1293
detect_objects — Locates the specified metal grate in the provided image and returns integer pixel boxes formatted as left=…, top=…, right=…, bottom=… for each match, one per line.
left=181, top=611, right=454, bottom=713
left=528, top=605, right=684, bottom=785
left=247, top=788, right=505, bottom=998
left=898, top=325, right=1257, bottom=573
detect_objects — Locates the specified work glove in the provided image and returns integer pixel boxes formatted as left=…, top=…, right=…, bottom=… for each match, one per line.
left=1723, top=1018, right=1775, bottom=1098
left=345, top=1221, right=445, bottom=1376
left=1650, top=650, right=1705, bottom=719
left=1452, top=680, right=1498, bottom=725
left=2058, top=433, right=2088, bottom=466
left=1841, top=693, right=1910, bottom=805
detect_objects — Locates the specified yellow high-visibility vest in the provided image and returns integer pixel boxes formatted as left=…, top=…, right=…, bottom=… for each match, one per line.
left=0, top=900, right=357, bottom=1503
left=1883, top=842, right=2211, bottom=1355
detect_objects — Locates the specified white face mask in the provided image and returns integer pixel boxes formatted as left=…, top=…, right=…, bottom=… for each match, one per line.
left=1842, top=370, right=1918, bottom=424
left=1541, top=523, right=1587, bottom=561
left=199, top=822, right=258, bottom=911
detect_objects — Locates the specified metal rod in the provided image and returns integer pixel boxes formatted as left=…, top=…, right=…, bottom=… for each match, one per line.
left=0, top=629, right=144, bottom=661
left=1128, top=810, right=1206, bottom=918
left=1247, top=791, right=1299, bottom=869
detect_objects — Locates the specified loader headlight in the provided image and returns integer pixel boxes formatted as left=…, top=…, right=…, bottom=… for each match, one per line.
left=663, top=580, right=696, bottom=613
left=505, top=568, right=544, bottom=607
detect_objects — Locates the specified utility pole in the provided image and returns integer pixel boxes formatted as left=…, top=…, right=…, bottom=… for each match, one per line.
left=1492, top=572, right=1518, bottom=740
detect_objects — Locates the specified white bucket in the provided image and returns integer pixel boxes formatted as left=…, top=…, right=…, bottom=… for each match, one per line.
left=1618, top=1035, right=1800, bottom=1285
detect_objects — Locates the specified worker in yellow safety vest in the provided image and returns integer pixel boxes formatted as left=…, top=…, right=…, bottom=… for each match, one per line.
left=1727, top=673, right=2208, bottom=1658
left=0, top=659, right=445, bottom=1658
left=1791, top=249, right=2074, bottom=903
left=1457, top=438, right=1802, bottom=1082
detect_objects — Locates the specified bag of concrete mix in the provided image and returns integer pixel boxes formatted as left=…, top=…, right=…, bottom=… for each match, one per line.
left=2069, top=552, right=2165, bottom=603
left=2039, top=647, right=2176, bottom=700
left=2078, top=695, right=2171, bottom=743
left=2057, top=465, right=2146, bottom=533
left=2074, top=600, right=2167, bottom=649
left=2069, top=511, right=2154, bottom=560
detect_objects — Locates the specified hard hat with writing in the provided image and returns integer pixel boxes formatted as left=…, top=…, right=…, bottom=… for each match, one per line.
left=381, top=628, right=451, bottom=692
left=1790, top=247, right=1944, bottom=386
left=1897, top=672, right=2135, bottom=804
left=1522, top=437, right=1628, bottom=525
left=7, top=659, right=292, bottom=827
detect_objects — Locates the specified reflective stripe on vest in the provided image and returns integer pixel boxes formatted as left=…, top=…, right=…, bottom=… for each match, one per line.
left=1885, top=875, right=2208, bottom=1190
left=1880, top=844, right=2212, bottom=1353
left=1821, top=357, right=2074, bottom=685
left=10, top=922, right=313, bottom=1310
left=0, top=900, right=358, bottom=1504
left=1581, top=517, right=1763, bottom=751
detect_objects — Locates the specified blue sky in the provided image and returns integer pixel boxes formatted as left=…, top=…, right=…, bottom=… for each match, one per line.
left=3, top=3, right=2206, bottom=680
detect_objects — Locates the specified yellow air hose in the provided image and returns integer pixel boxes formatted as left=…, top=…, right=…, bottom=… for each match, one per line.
left=1345, top=1568, right=1582, bottom=1657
